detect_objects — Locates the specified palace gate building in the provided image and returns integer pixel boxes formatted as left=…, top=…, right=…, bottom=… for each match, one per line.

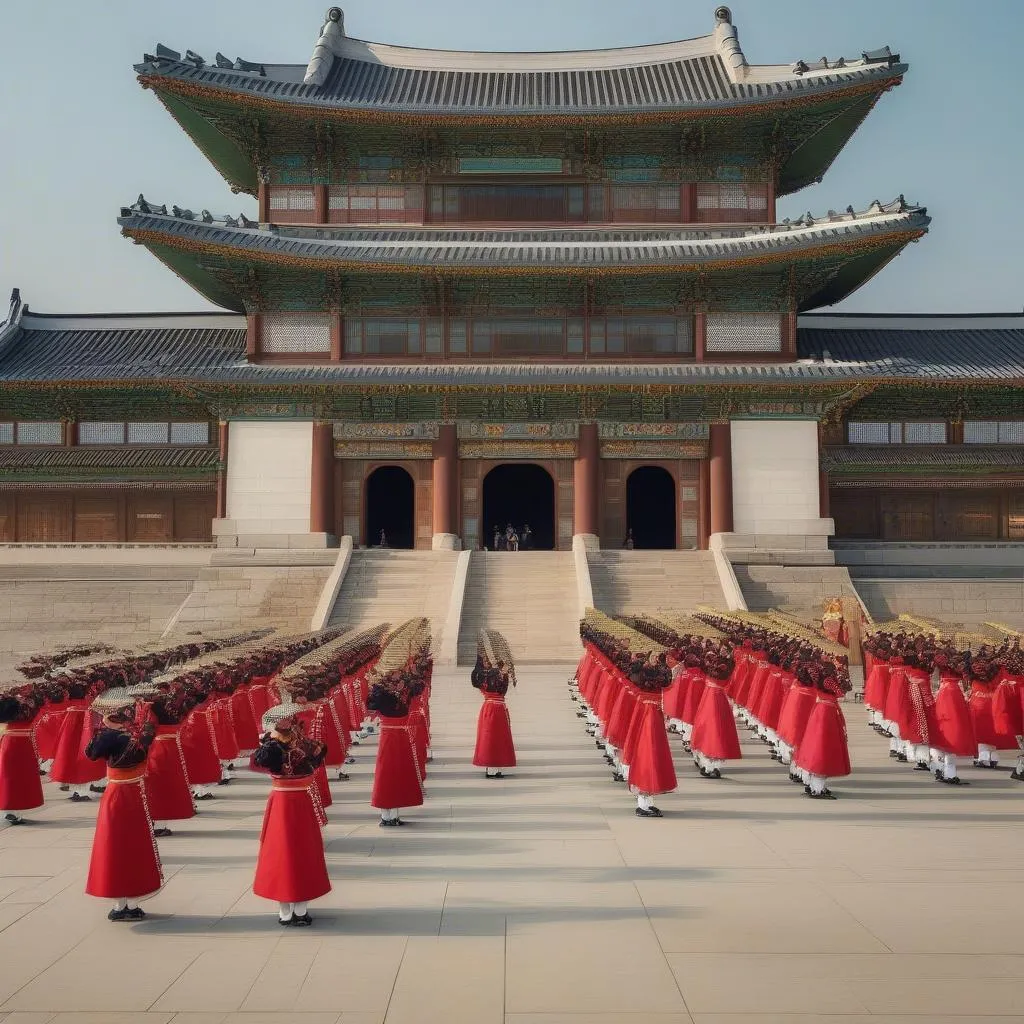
left=1, top=7, right=1022, bottom=557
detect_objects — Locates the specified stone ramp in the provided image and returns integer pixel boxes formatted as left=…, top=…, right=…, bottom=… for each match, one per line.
left=456, top=551, right=581, bottom=664
left=587, top=549, right=726, bottom=615
left=854, top=577, right=1024, bottom=629
left=0, top=578, right=193, bottom=674
left=733, top=564, right=863, bottom=618
left=167, top=564, right=331, bottom=635
left=327, top=548, right=459, bottom=650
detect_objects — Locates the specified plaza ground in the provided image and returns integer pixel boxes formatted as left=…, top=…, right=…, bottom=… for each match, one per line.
left=0, top=663, right=1023, bottom=1023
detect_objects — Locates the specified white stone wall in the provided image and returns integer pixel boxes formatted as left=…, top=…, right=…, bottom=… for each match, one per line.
left=225, top=421, right=313, bottom=534
left=730, top=420, right=828, bottom=536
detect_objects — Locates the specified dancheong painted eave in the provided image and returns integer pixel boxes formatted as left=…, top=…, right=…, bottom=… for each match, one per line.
left=136, top=6, right=906, bottom=196
left=115, top=197, right=929, bottom=313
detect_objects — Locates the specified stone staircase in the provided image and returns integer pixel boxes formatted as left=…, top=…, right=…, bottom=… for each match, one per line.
left=457, top=551, right=581, bottom=664
left=327, top=549, right=460, bottom=650
left=587, top=550, right=726, bottom=615
left=167, top=565, right=332, bottom=635
left=853, top=578, right=1024, bottom=629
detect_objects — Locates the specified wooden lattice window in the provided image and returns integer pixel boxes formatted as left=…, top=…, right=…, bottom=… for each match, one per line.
left=590, top=316, right=693, bottom=356
left=261, top=313, right=332, bottom=354
left=695, top=183, right=770, bottom=223
left=903, top=422, right=947, bottom=444
left=329, top=185, right=424, bottom=224
left=344, top=319, right=422, bottom=356
left=964, top=421, right=1024, bottom=444
left=127, top=423, right=170, bottom=444
left=16, top=422, right=62, bottom=444
left=79, top=422, right=126, bottom=444
left=848, top=422, right=898, bottom=444
left=705, top=313, right=782, bottom=353
left=170, top=422, right=210, bottom=444
left=268, top=186, right=316, bottom=223
left=0, top=423, right=15, bottom=445
left=608, top=185, right=682, bottom=224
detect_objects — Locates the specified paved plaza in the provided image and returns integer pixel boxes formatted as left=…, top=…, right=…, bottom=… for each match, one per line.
left=0, top=664, right=1023, bottom=1023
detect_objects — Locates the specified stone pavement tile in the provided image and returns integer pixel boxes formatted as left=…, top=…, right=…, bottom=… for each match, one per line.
left=0, top=1013, right=58, bottom=1024
left=384, top=935, right=504, bottom=1024
left=608, top=823, right=786, bottom=872
left=1, top=868, right=83, bottom=907
left=858, top=978, right=1024, bottom=1015
left=44, top=1016, right=174, bottom=1024
left=0, top=891, right=105, bottom=1004
left=635, top=879, right=888, bottom=954
left=2, top=935, right=202, bottom=1012
left=295, top=936, right=407, bottom=1013
left=166, top=1015, right=228, bottom=1024
left=222, top=1015, right=342, bottom=1024
left=506, top=1015, right=694, bottom=1024
left=690, top=1017, right=1024, bottom=1024
left=666, top=954, right=870, bottom=1014
left=151, top=942, right=278, bottom=1013
left=239, top=945, right=321, bottom=1011
left=822, top=881, right=1023, bottom=953
left=506, top=919, right=686, bottom=1015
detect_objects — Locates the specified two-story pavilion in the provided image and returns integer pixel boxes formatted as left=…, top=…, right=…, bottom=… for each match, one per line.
left=1, top=8, right=1021, bottom=555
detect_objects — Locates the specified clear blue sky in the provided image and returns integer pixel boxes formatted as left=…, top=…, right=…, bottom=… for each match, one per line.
left=1, top=0, right=1021, bottom=314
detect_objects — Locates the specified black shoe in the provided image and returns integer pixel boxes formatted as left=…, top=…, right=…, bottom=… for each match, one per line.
left=486, top=771, right=504, bottom=780
left=291, top=912, right=313, bottom=927
left=225, top=763, right=236, bottom=771
left=789, top=773, right=803, bottom=785
left=888, top=750, right=898, bottom=759
left=59, top=783, right=70, bottom=791
left=4, top=813, right=24, bottom=825
left=153, top=827, right=173, bottom=838
left=336, top=772, right=350, bottom=781
left=125, top=907, right=146, bottom=920
left=806, top=789, right=837, bottom=800
left=279, top=914, right=294, bottom=926
left=379, top=818, right=391, bottom=828
left=647, top=805, right=664, bottom=817
left=38, top=768, right=47, bottom=776
left=934, top=770, right=944, bottom=781
left=108, top=907, right=129, bottom=921
left=217, top=777, right=231, bottom=786
left=635, top=806, right=657, bottom=818
left=914, top=762, right=931, bottom=772
left=89, top=784, right=105, bottom=793
left=70, top=792, right=91, bottom=802
left=896, top=753, right=908, bottom=763
left=1011, top=770, right=1024, bottom=782
left=194, top=792, right=214, bottom=801
left=612, top=771, right=624, bottom=783
left=345, top=756, right=355, bottom=764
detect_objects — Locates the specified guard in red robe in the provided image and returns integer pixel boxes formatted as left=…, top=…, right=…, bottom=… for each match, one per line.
left=689, top=650, right=741, bottom=778
left=84, top=696, right=161, bottom=921
left=929, top=661, right=976, bottom=784
left=252, top=713, right=330, bottom=926
left=50, top=673, right=108, bottom=799
left=471, top=658, right=517, bottom=778
left=368, top=667, right=426, bottom=826
left=625, top=653, right=676, bottom=817
left=144, top=682, right=198, bottom=836
left=0, top=685, right=46, bottom=825
left=792, top=666, right=852, bottom=799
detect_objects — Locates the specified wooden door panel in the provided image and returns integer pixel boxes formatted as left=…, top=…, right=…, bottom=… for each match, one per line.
left=73, top=496, right=119, bottom=542
left=937, top=491, right=999, bottom=541
left=127, top=495, right=173, bottom=542
left=880, top=493, right=934, bottom=542
left=16, top=496, right=72, bottom=542
left=0, top=496, right=14, bottom=542
left=173, top=495, right=214, bottom=542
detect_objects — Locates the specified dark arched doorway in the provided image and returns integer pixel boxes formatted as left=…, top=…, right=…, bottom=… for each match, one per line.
left=482, top=464, right=555, bottom=550
left=365, top=466, right=414, bottom=549
left=626, top=466, right=677, bottom=550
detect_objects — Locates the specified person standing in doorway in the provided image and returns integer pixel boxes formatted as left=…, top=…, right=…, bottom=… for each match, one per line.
left=623, top=529, right=635, bottom=550
left=521, top=524, right=534, bottom=550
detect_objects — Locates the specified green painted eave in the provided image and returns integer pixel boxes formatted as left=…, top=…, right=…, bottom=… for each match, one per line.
left=151, top=88, right=258, bottom=196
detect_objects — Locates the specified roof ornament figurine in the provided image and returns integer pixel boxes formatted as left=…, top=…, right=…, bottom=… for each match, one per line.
left=215, top=52, right=234, bottom=69
left=713, top=6, right=748, bottom=80
left=155, top=44, right=180, bottom=62
left=185, top=50, right=205, bottom=68
left=304, top=7, right=345, bottom=88
left=234, top=57, right=266, bottom=76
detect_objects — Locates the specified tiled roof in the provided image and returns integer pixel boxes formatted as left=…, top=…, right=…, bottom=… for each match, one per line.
left=117, top=199, right=928, bottom=271
left=2, top=300, right=1021, bottom=389
left=136, top=29, right=904, bottom=116
left=798, top=315, right=1024, bottom=382
left=0, top=445, right=219, bottom=485
left=822, top=445, right=1024, bottom=473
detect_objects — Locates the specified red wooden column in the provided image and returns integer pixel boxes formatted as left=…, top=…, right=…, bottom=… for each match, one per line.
left=694, top=310, right=707, bottom=362
left=246, top=313, right=260, bottom=360
left=819, top=470, right=831, bottom=519
left=574, top=422, right=600, bottom=536
left=310, top=422, right=336, bottom=535
left=698, top=458, right=711, bottom=550
left=216, top=421, right=229, bottom=519
left=258, top=183, right=270, bottom=223
left=432, top=424, right=458, bottom=538
left=708, top=422, right=734, bottom=535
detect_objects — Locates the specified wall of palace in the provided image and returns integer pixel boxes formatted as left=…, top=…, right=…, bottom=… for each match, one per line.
left=0, top=489, right=215, bottom=544
left=223, top=421, right=314, bottom=540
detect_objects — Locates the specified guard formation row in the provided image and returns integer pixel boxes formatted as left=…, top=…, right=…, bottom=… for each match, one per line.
left=0, top=620, right=519, bottom=927
left=861, top=618, right=1024, bottom=785
left=570, top=608, right=852, bottom=813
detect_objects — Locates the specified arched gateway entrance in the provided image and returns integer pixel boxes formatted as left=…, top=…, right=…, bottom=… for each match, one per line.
left=365, top=466, right=414, bottom=548
left=482, top=464, right=555, bottom=550
left=626, top=466, right=677, bottom=549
